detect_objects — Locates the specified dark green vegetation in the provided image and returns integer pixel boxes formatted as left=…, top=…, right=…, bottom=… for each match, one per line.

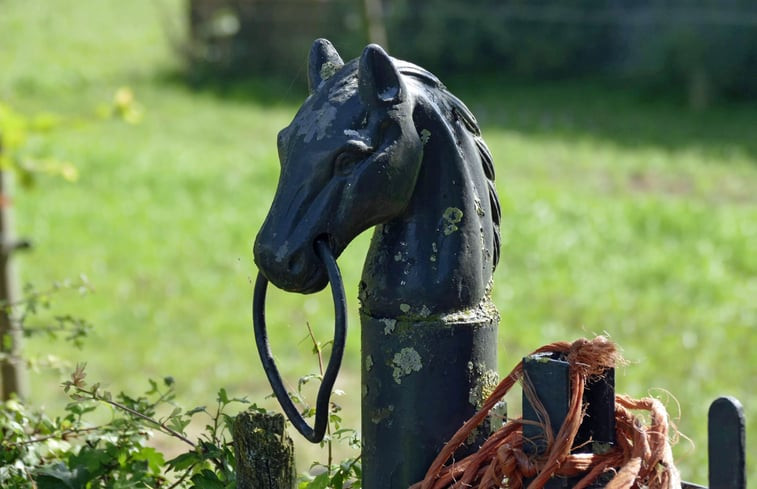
left=1, top=0, right=754, bottom=484
left=2, top=371, right=243, bottom=488
left=189, top=0, right=757, bottom=107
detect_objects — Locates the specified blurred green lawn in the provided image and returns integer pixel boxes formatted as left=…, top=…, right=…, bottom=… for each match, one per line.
left=1, top=0, right=755, bottom=483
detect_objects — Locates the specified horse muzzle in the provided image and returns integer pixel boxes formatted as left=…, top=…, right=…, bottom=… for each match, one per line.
left=253, top=235, right=329, bottom=294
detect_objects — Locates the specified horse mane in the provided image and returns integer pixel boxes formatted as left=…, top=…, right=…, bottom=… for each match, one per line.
left=395, top=61, right=502, bottom=269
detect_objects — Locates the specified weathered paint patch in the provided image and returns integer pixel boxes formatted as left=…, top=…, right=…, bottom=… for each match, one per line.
left=392, top=347, right=422, bottom=384
left=296, top=103, right=338, bottom=142
left=274, top=242, right=289, bottom=263
left=371, top=405, right=394, bottom=424
left=328, top=75, right=358, bottom=103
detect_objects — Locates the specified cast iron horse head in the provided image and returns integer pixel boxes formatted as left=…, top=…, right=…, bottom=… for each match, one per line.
left=254, top=39, right=500, bottom=319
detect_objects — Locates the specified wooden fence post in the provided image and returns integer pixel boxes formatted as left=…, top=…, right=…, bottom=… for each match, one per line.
left=233, top=410, right=296, bottom=489
left=0, top=167, right=30, bottom=401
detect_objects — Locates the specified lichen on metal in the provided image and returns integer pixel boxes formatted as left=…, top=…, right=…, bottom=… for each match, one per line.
left=420, top=128, right=432, bottom=145
left=392, top=347, right=423, bottom=384
left=468, top=368, right=500, bottom=409
left=380, top=318, right=396, bottom=335
left=319, top=61, right=339, bottom=82
left=441, top=296, right=499, bottom=324
left=442, top=206, right=464, bottom=235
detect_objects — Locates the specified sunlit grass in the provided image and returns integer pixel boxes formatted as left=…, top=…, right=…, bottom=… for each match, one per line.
left=1, top=0, right=755, bottom=483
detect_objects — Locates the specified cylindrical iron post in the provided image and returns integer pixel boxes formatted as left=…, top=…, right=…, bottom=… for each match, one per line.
left=361, top=311, right=498, bottom=489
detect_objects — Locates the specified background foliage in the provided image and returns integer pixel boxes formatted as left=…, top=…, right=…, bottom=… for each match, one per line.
left=187, top=0, right=757, bottom=106
left=0, top=0, right=755, bottom=485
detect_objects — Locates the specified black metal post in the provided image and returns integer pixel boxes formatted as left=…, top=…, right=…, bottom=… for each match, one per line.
left=361, top=313, right=498, bottom=489
left=708, top=396, right=746, bottom=489
left=522, top=353, right=615, bottom=488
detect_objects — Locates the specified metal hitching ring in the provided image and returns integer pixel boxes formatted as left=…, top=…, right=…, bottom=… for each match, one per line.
left=252, top=238, right=347, bottom=442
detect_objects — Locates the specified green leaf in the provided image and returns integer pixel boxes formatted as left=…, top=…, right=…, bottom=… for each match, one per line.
left=35, top=463, right=88, bottom=489
left=70, top=446, right=111, bottom=474
left=331, top=471, right=345, bottom=489
left=168, top=415, right=191, bottom=434
left=217, top=388, right=229, bottom=405
left=133, top=446, right=165, bottom=474
left=186, top=406, right=207, bottom=416
left=167, top=451, right=201, bottom=471
left=304, top=471, right=331, bottom=489
left=191, top=469, right=226, bottom=489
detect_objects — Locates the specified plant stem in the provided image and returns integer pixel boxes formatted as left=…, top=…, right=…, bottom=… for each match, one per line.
left=305, top=322, right=332, bottom=469
left=76, top=386, right=196, bottom=447
left=166, top=462, right=197, bottom=489
left=8, top=426, right=101, bottom=446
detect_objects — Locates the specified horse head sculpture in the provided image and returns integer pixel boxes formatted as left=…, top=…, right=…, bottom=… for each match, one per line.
left=255, top=38, right=500, bottom=317
left=253, top=39, right=501, bottom=487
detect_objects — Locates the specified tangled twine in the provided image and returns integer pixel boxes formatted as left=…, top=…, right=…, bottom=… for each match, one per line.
left=412, top=337, right=682, bottom=489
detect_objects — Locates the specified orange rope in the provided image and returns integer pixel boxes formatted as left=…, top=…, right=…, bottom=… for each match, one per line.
left=411, top=336, right=682, bottom=489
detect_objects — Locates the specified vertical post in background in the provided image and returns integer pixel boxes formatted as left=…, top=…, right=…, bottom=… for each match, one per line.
left=363, top=0, right=388, bottom=48
left=233, top=410, right=296, bottom=489
left=0, top=165, right=29, bottom=400
left=708, top=396, right=746, bottom=489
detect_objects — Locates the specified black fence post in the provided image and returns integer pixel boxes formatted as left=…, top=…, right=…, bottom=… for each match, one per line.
left=521, top=352, right=615, bottom=488
left=708, top=396, right=746, bottom=489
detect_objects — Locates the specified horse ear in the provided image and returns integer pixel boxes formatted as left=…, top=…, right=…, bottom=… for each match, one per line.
left=308, top=38, right=344, bottom=93
left=358, top=44, right=404, bottom=106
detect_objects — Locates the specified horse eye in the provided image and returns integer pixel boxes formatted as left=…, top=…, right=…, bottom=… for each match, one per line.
left=334, top=150, right=365, bottom=176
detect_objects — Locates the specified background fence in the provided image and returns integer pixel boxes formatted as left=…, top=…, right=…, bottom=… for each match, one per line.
left=187, top=0, right=757, bottom=108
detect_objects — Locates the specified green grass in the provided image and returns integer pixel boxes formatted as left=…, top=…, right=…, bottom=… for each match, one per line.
left=1, top=0, right=755, bottom=483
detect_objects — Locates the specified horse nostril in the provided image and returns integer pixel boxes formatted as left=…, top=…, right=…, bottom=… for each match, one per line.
left=287, top=253, right=306, bottom=277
